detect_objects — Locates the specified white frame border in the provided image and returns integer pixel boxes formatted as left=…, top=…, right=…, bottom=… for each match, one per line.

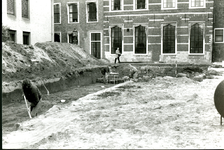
left=67, top=2, right=79, bottom=24
left=214, top=28, right=224, bottom=43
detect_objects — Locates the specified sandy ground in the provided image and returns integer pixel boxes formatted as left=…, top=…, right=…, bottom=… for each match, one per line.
left=2, top=68, right=224, bottom=149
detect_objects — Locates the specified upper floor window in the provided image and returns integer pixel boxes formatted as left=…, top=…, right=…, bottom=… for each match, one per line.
left=163, top=24, right=176, bottom=54
left=7, top=0, right=15, bottom=15
left=190, top=23, right=204, bottom=54
left=111, top=0, right=121, bottom=11
left=68, top=3, right=78, bottom=23
left=214, top=29, right=224, bottom=43
left=162, top=0, right=177, bottom=9
left=22, top=0, right=29, bottom=18
left=87, top=2, right=97, bottom=22
left=189, top=0, right=205, bottom=8
left=54, top=4, right=61, bottom=24
left=136, top=0, right=146, bottom=9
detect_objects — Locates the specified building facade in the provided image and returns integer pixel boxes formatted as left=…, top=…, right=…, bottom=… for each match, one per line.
left=2, top=0, right=54, bottom=45
left=103, top=0, right=214, bottom=63
left=53, top=0, right=104, bottom=59
left=213, top=0, right=224, bottom=62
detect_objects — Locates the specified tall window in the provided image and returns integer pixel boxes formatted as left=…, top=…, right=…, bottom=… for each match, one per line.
left=163, top=24, right=175, bottom=54
left=68, top=3, right=78, bottom=23
left=111, top=0, right=121, bottom=10
left=23, top=32, right=30, bottom=45
left=54, top=33, right=60, bottom=42
left=190, top=0, right=205, bottom=7
left=190, top=23, right=203, bottom=53
left=8, top=30, right=16, bottom=42
left=111, top=26, right=122, bottom=54
left=137, top=0, right=145, bottom=9
left=214, top=29, right=224, bottom=43
left=54, top=4, right=60, bottom=23
left=91, top=33, right=101, bottom=59
left=22, top=0, right=29, bottom=18
left=68, top=33, right=78, bottom=44
left=88, top=2, right=97, bottom=22
left=7, top=0, right=15, bottom=15
left=162, top=0, right=176, bottom=9
left=135, top=25, right=146, bottom=54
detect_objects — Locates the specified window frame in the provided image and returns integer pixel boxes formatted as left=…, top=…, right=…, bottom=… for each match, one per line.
left=23, top=31, right=30, bottom=45
left=54, top=32, right=61, bottom=43
left=214, top=28, right=224, bottom=43
left=67, top=2, right=79, bottom=24
left=90, top=32, right=102, bottom=59
left=110, top=0, right=123, bottom=11
left=21, top=0, right=29, bottom=19
left=161, top=22, right=177, bottom=55
left=86, top=1, right=98, bottom=23
left=7, top=0, right=15, bottom=15
left=161, top=0, right=177, bottom=10
left=67, top=31, right=79, bottom=45
left=8, top=29, right=16, bottom=42
left=189, top=0, right=206, bottom=9
left=133, top=24, right=148, bottom=55
left=109, top=24, right=123, bottom=54
left=134, top=0, right=148, bottom=10
left=54, top=3, right=61, bottom=24
left=188, top=22, right=205, bottom=55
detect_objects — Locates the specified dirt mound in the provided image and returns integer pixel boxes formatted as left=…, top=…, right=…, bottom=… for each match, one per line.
left=2, top=41, right=109, bottom=85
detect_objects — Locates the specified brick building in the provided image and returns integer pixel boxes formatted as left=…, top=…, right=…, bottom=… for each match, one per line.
left=213, top=0, right=224, bottom=62
left=2, top=0, right=54, bottom=45
left=53, top=0, right=104, bottom=59
left=103, top=0, right=214, bottom=63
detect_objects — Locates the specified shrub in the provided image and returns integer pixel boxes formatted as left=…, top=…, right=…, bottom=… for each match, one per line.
left=2, top=25, right=10, bottom=42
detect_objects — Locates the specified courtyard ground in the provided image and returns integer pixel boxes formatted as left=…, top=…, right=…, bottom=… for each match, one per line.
left=3, top=71, right=224, bottom=149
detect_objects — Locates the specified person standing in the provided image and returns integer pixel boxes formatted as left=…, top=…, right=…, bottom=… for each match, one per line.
left=115, top=47, right=121, bottom=64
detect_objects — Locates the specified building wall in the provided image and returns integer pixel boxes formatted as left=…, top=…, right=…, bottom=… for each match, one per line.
left=2, top=0, right=53, bottom=45
left=54, top=0, right=104, bottom=58
left=103, top=0, right=214, bottom=64
left=213, top=0, right=224, bottom=62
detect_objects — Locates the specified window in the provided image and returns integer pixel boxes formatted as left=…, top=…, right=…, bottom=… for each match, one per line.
left=23, top=32, right=30, bottom=45
left=163, top=24, right=175, bottom=54
left=190, top=0, right=205, bottom=8
left=162, top=0, right=176, bottom=9
left=136, top=0, right=145, bottom=9
left=190, top=23, right=203, bottom=54
left=111, top=26, right=122, bottom=54
left=135, top=25, right=146, bottom=54
left=68, top=3, right=78, bottom=23
left=68, top=33, right=78, bottom=44
left=91, top=33, right=101, bottom=59
left=54, top=33, right=60, bottom=42
left=214, top=29, right=224, bottom=43
left=8, top=30, right=16, bottom=42
left=7, top=0, right=15, bottom=15
left=22, top=0, right=29, bottom=18
left=54, top=4, right=60, bottom=23
left=111, top=0, right=121, bottom=11
left=87, top=2, right=97, bottom=22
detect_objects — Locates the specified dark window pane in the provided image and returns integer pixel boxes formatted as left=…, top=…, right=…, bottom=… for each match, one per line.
left=54, top=4, right=60, bottom=23
left=135, top=25, right=146, bottom=54
left=190, top=23, right=203, bottom=53
left=22, top=0, right=29, bottom=18
left=114, top=0, right=120, bottom=10
left=23, top=32, right=30, bottom=45
left=163, top=24, right=175, bottom=53
left=69, top=34, right=78, bottom=44
left=88, top=3, right=97, bottom=21
left=137, top=0, right=145, bottom=9
left=7, top=0, right=15, bottom=15
left=54, top=33, right=60, bottom=42
left=8, top=30, right=16, bottom=42
left=69, top=4, right=78, bottom=22
left=111, top=26, right=122, bottom=54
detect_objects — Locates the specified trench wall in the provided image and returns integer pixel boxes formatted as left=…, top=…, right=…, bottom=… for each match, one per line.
left=2, top=66, right=107, bottom=105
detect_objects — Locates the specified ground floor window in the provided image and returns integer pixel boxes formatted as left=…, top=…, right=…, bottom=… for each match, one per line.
left=68, top=33, right=78, bottom=44
left=135, top=25, right=146, bottom=54
left=163, top=24, right=175, bottom=54
left=111, top=26, right=122, bottom=54
left=91, top=33, right=101, bottom=59
left=23, top=31, right=30, bottom=45
left=214, top=28, right=224, bottom=43
left=190, top=23, right=204, bottom=54
left=8, top=30, right=16, bottom=42
left=54, top=33, right=60, bottom=42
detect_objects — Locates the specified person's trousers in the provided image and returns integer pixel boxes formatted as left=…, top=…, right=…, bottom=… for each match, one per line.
left=115, top=56, right=120, bottom=63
